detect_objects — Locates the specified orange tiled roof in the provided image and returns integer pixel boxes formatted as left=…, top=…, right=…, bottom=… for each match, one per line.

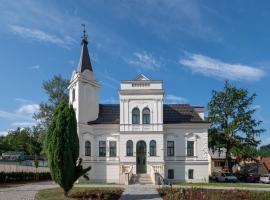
left=261, top=157, right=270, bottom=171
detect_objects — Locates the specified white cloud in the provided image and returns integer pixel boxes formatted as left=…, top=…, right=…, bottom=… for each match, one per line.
left=0, top=103, right=39, bottom=129
left=179, top=53, right=265, bottom=81
left=129, top=52, right=161, bottom=70
left=0, top=131, right=8, bottom=136
left=11, top=122, right=37, bottom=127
left=29, top=65, right=40, bottom=70
left=17, top=104, right=39, bottom=115
left=9, top=25, right=75, bottom=48
left=165, top=95, right=188, bottom=104
left=15, top=98, right=33, bottom=104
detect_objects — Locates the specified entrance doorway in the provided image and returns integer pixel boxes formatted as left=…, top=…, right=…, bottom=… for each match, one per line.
left=136, top=140, right=146, bottom=174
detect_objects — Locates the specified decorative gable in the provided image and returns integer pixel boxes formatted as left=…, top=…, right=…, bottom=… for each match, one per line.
left=134, top=74, right=150, bottom=81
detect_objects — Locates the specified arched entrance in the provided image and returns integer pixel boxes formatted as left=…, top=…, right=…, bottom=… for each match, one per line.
left=136, top=141, right=146, bottom=174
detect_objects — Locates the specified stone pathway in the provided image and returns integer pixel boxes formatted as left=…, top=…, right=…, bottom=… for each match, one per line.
left=119, top=184, right=162, bottom=200
left=0, top=181, right=55, bottom=200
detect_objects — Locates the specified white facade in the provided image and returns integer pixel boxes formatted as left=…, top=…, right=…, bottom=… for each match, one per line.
left=69, top=36, right=209, bottom=184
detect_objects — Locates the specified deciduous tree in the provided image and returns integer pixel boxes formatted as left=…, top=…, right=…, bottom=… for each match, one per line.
left=208, top=81, right=264, bottom=172
left=34, top=75, right=69, bottom=130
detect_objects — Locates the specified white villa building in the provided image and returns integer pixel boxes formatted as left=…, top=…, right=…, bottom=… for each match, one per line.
left=69, top=31, right=209, bottom=184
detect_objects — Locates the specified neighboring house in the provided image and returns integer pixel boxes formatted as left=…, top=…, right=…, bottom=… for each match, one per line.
left=21, top=155, right=48, bottom=167
left=1, top=151, right=25, bottom=160
left=259, top=157, right=270, bottom=175
left=68, top=30, right=209, bottom=184
left=208, top=148, right=236, bottom=175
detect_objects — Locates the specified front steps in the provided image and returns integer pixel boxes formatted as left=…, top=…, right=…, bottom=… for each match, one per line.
left=131, top=174, right=153, bottom=185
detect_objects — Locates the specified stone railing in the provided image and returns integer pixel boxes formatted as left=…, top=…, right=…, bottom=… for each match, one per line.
left=150, top=164, right=164, bottom=184
left=120, top=124, right=163, bottom=132
left=121, top=165, right=133, bottom=185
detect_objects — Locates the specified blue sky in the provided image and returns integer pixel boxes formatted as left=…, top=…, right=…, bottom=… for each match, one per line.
left=0, top=0, right=269, bottom=145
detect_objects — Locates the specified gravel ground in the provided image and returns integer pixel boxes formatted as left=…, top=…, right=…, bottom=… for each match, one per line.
left=0, top=181, right=56, bottom=200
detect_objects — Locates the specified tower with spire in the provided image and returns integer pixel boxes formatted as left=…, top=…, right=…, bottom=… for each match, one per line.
left=69, top=26, right=99, bottom=124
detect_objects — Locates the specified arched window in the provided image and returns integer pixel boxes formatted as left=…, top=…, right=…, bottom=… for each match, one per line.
left=85, top=141, right=91, bottom=156
left=72, top=88, right=76, bottom=102
left=142, top=108, right=150, bottom=124
left=150, top=140, right=156, bottom=156
left=126, top=140, right=133, bottom=156
left=132, top=108, right=140, bottom=124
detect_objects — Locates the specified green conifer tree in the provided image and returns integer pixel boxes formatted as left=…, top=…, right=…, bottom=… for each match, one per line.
left=45, top=101, right=91, bottom=196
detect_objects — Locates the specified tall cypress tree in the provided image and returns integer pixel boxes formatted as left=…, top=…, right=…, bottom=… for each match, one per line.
left=45, top=101, right=91, bottom=196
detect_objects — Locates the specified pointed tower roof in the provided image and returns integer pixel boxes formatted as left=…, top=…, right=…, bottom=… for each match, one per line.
left=77, top=25, right=93, bottom=72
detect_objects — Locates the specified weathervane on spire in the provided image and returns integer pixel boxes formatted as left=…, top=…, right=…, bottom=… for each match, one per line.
left=81, top=23, right=88, bottom=44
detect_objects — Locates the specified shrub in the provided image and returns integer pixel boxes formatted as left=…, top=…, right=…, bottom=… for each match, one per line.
left=0, top=171, right=51, bottom=183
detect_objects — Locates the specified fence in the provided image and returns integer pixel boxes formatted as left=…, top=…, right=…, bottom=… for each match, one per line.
left=0, top=164, right=49, bottom=173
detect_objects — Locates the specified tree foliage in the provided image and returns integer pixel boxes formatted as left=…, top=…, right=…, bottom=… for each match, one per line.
left=34, top=75, right=69, bottom=130
left=45, top=101, right=91, bottom=196
left=208, top=81, right=264, bottom=171
left=0, top=128, right=42, bottom=156
left=258, top=144, right=270, bottom=157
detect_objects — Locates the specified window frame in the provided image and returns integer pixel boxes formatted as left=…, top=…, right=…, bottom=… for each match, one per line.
left=167, top=141, right=175, bottom=157
left=99, top=141, right=106, bottom=157
left=188, top=169, right=194, bottom=179
left=187, top=141, right=194, bottom=157
left=126, top=140, right=133, bottom=156
left=142, top=107, right=150, bottom=124
left=149, top=140, right=156, bottom=156
left=85, top=141, right=91, bottom=156
left=132, top=108, right=140, bottom=124
left=168, top=169, right=174, bottom=179
left=72, top=88, right=75, bottom=102
left=109, top=141, right=117, bottom=157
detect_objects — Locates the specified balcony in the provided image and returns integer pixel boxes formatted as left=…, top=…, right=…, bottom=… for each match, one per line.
left=120, top=124, right=163, bottom=132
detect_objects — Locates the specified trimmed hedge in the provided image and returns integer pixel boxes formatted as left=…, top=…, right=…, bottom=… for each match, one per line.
left=0, top=172, right=51, bottom=183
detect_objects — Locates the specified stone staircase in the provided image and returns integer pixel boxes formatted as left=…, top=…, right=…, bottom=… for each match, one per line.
left=131, top=174, right=153, bottom=185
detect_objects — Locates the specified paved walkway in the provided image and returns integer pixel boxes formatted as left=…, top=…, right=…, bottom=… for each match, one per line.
left=0, top=181, right=56, bottom=200
left=119, top=184, right=162, bottom=200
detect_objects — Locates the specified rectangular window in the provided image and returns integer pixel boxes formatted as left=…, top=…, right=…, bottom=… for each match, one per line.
left=167, top=141, right=174, bottom=157
left=143, top=114, right=150, bottom=124
left=132, top=113, right=140, bottom=124
left=214, top=161, right=225, bottom=167
left=109, top=141, right=117, bottom=157
left=187, top=141, right=194, bottom=157
left=168, top=169, right=174, bottom=179
left=99, top=141, right=106, bottom=157
left=188, top=169, right=194, bottom=179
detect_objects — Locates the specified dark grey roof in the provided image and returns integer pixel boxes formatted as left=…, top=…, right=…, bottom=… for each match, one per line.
left=209, top=148, right=227, bottom=159
left=163, top=104, right=204, bottom=123
left=209, top=148, right=236, bottom=160
left=88, top=104, right=206, bottom=125
left=76, top=34, right=93, bottom=72
left=88, top=104, right=120, bottom=124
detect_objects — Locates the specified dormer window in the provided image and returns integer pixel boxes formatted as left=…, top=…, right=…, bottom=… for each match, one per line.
left=132, top=108, right=140, bottom=124
left=72, top=88, right=76, bottom=102
left=142, top=108, right=150, bottom=124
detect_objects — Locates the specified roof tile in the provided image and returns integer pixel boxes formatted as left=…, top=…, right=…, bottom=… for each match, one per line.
left=88, top=104, right=205, bottom=125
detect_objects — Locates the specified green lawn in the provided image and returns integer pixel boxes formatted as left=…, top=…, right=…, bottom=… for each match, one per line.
left=36, top=187, right=124, bottom=200
left=176, top=182, right=270, bottom=188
